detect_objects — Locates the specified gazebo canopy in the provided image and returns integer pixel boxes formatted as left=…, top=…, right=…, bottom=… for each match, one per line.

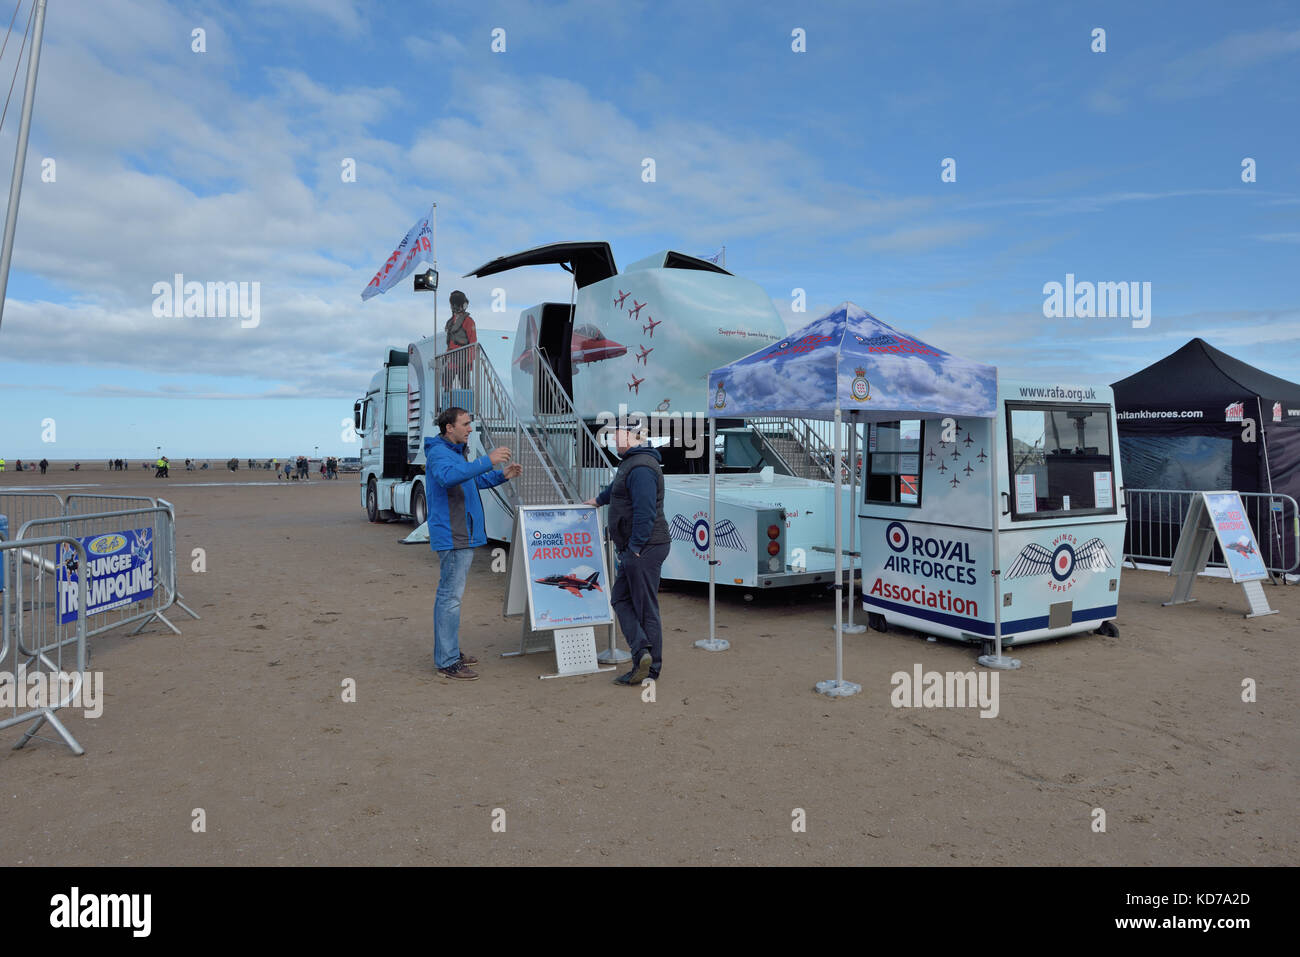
left=707, top=302, right=997, bottom=421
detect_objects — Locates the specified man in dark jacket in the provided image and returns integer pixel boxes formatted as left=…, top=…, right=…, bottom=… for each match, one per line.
left=425, top=406, right=522, bottom=680
left=585, top=425, right=672, bottom=686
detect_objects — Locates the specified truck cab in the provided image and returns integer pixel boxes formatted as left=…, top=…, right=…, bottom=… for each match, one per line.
left=355, top=348, right=412, bottom=522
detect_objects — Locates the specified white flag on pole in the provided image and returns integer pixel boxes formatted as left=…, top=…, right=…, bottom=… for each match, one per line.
left=361, top=205, right=435, bottom=301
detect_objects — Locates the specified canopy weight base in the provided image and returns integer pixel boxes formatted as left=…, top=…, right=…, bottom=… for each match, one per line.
left=694, top=637, right=730, bottom=652
left=814, top=679, right=862, bottom=697
left=835, top=623, right=867, bottom=634
left=976, top=653, right=1022, bottom=671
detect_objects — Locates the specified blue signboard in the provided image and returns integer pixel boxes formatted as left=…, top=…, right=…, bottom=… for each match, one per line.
left=519, top=506, right=613, bottom=630
left=58, top=528, right=155, bottom=624
left=1203, top=492, right=1269, bottom=583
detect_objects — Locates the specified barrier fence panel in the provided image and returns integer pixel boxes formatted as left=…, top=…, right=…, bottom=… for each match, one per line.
left=157, top=498, right=200, bottom=622
left=65, top=493, right=157, bottom=516
left=0, top=491, right=66, bottom=535
left=1124, top=489, right=1299, bottom=576
left=1, top=535, right=90, bottom=755
left=17, top=505, right=184, bottom=640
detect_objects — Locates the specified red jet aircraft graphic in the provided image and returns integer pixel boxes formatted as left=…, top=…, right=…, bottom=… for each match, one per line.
left=534, top=570, right=602, bottom=597
left=628, top=374, right=644, bottom=394
left=636, top=345, right=653, bottom=364
left=643, top=317, right=662, bottom=337
left=516, top=323, right=626, bottom=371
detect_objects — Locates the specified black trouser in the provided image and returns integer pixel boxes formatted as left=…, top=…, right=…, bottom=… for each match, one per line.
left=611, top=541, right=670, bottom=678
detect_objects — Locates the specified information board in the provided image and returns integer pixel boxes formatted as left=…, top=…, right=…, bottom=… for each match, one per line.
left=507, top=505, right=613, bottom=631
left=1165, top=491, right=1275, bottom=618
left=1202, top=491, right=1268, bottom=583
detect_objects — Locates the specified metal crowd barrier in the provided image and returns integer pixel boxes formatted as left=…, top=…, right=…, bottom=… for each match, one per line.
left=16, top=504, right=195, bottom=640
left=1124, top=488, right=1299, bottom=576
left=1, top=535, right=90, bottom=755
left=65, top=493, right=157, bottom=515
left=0, top=491, right=66, bottom=533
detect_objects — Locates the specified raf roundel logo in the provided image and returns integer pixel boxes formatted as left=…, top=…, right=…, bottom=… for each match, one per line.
left=532, top=530, right=542, bottom=541
left=885, top=521, right=909, bottom=553
left=692, top=517, right=710, bottom=553
left=1050, top=542, right=1076, bottom=582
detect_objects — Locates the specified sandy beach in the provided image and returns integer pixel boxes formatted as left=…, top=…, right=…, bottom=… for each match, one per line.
left=0, top=464, right=1295, bottom=865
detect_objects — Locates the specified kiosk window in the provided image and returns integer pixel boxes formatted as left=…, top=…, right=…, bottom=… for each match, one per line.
left=1007, top=404, right=1116, bottom=518
left=866, top=420, right=922, bottom=506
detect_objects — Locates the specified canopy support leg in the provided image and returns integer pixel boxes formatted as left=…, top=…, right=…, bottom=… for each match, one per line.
left=817, top=406, right=861, bottom=696
left=696, top=416, right=728, bottom=652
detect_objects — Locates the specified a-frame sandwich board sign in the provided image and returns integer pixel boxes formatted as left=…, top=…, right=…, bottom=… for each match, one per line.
left=502, top=504, right=617, bottom=678
left=1166, top=491, right=1277, bottom=619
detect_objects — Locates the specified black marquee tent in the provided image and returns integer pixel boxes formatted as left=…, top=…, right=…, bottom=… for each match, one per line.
left=1112, top=337, right=1300, bottom=572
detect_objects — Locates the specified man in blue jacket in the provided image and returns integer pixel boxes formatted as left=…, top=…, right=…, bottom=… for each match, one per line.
left=425, top=406, right=522, bottom=680
left=585, top=425, right=672, bottom=686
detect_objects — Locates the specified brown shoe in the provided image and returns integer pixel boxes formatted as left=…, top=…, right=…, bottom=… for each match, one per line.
left=438, top=663, right=479, bottom=681
left=458, top=652, right=479, bottom=666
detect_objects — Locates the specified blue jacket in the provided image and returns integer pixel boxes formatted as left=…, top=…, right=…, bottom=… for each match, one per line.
left=424, top=435, right=509, bottom=551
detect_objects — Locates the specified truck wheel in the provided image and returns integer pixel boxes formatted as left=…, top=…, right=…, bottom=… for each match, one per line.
left=867, top=612, right=888, bottom=633
left=412, top=484, right=427, bottom=527
left=1095, top=620, right=1119, bottom=637
left=366, top=479, right=379, bottom=523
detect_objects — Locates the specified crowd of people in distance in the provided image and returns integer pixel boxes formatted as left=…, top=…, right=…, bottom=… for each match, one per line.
left=2, top=455, right=342, bottom=477
left=273, top=455, right=340, bottom=480
left=0, top=458, right=51, bottom=473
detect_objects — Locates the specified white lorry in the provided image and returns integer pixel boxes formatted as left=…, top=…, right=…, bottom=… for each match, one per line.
left=355, top=242, right=861, bottom=591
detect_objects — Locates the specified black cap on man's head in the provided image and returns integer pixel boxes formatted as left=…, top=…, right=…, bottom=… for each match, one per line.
left=449, top=290, right=468, bottom=308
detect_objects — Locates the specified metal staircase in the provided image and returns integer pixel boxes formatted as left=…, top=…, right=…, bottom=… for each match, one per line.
left=747, top=416, right=837, bottom=481
left=428, top=344, right=616, bottom=515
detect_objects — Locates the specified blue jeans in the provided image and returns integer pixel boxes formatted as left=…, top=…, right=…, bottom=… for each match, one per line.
left=434, top=548, right=475, bottom=669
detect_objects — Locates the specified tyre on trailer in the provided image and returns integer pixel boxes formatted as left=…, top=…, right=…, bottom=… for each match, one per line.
left=412, top=483, right=427, bottom=528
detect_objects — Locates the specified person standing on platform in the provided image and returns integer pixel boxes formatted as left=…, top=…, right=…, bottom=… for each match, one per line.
left=443, top=290, right=477, bottom=391
left=425, top=406, right=521, bottom=680
left=585, top=424, right=672, bottom=686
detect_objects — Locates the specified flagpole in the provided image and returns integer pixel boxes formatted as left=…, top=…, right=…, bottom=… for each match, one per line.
left=0, top=0, right=49, bottom=332
left=431, top=202, right=438, bottom=334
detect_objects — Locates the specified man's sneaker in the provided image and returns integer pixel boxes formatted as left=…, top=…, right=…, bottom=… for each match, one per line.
left=614, top=650, right=654, bottom=685
left=458, top=652, right=479, bottom=666
left=631, top=650, right=652, bottom=683
left=438, top=663, right=479, bottom=681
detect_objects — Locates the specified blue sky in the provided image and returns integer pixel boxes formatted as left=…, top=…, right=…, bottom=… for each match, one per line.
left=0, top=0, right=1297, bottom=458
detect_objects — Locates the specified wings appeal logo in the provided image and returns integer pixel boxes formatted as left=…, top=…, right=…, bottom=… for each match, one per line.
left=670, top=511, right=746, bottom=559
left=1006, top=532, right=1115, bottom=593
